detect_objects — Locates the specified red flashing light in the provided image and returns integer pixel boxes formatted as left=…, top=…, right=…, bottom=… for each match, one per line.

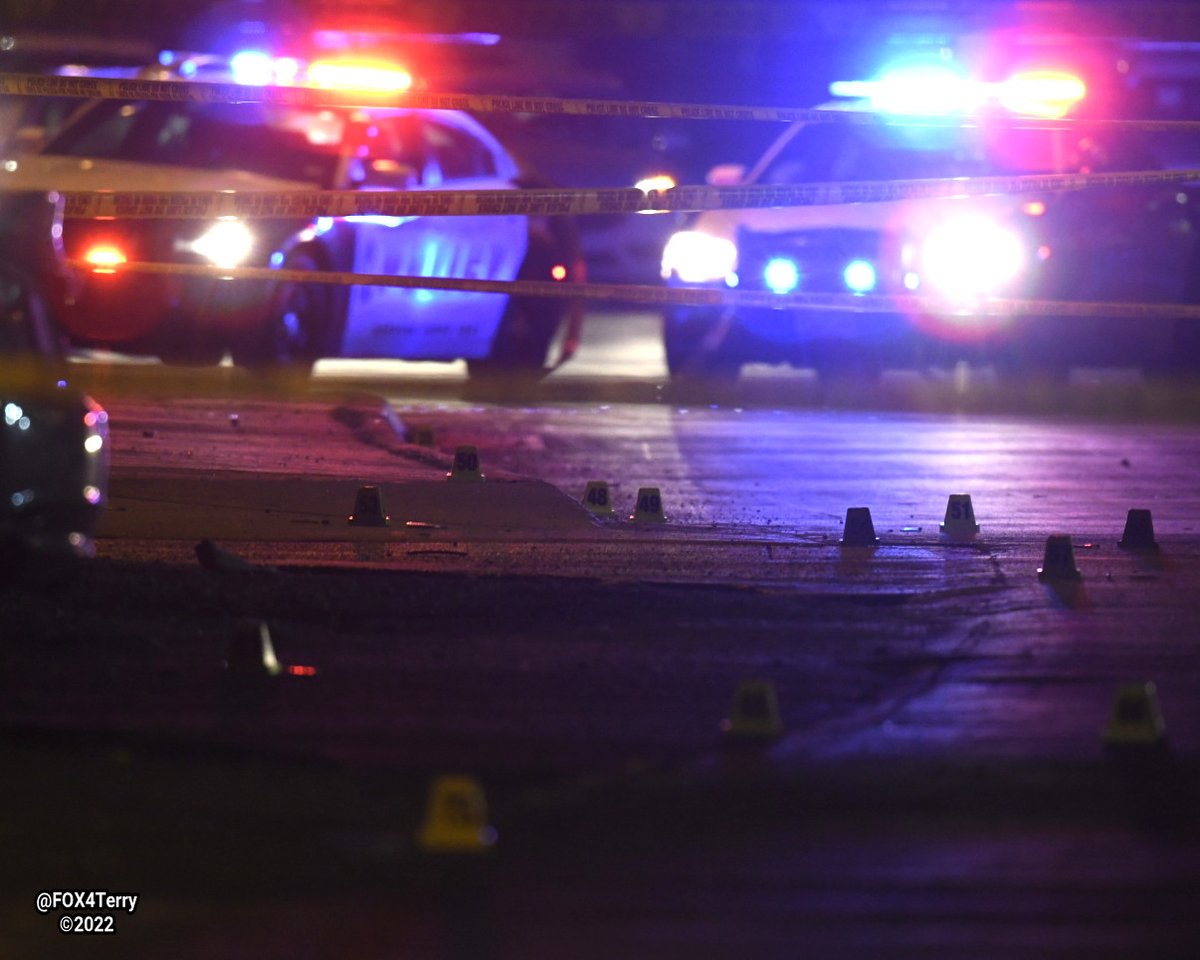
left=999, top=71, right=1086, bottom=119
left=307, top=59, right=413, bottom=93
left=83, top=244, right=127, bottom=274
left=551, top=264, right=568, bottom=281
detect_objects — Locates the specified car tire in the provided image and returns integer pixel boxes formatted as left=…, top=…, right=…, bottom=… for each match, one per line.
left=663, top=312, right=741, bottom=382
left=154, top=311, right=226, bottom=366
left=993, top=338, right=1071, bottom=388
left=812, top=341, right=883, bottom=388
left=229, top=250, right=332, bottom=374
left=0, top=262, right=64, bottom=360
left=1164, top=319, right=1200, bottom=379
left=467, top=296, right=561, bottom=382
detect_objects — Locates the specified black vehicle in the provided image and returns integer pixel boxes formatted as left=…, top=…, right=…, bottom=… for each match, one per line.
left=0, top=190, right=70, bottom=359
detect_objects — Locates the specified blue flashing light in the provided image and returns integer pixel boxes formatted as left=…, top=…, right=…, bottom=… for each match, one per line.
left=763, top=257, right=801, bottom=295
left=843, top=259, right=877, bottom=294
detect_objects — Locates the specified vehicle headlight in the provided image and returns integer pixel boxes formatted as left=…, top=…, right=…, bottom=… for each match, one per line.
left=190, top=220, right=254, bottom=269
left=763, top=256, right=801, bottom=295
left=843, top=259, right=877, bottom=294
left=920, top=217, right=1024, bottom=298
left=661, top=230, right=737, bottom=284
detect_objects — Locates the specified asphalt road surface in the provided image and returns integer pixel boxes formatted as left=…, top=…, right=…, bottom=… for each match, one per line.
left=3, top=313, right=1200, bottom=959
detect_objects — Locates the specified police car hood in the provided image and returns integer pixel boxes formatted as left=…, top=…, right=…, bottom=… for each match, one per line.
left=692, top=191, right=1026, bottom=241
left=0, top=154, right=320, bottom=193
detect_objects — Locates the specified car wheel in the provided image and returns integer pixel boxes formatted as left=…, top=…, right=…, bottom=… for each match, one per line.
left=230, top=250, right=331, bottom=373
left=154, top=311, right=226, bottom=366
left=812, top=341, right=883, bottom=388
left=993, top=338, right=1070, bottom=388
left=663, top=312, right=741, bottom=382
left=1164, top=318, right=1200, bottom=380
left=0, top=263, right=64, bottom=360
left=466, top=296, right=561, bottom=381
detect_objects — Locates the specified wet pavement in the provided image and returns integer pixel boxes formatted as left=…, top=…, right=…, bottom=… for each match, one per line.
left=2, top=362, right=1199, bottom=958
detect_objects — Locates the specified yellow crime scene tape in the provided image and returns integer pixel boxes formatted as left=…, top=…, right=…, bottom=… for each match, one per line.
left=15, top=67, right=1200, bottom=325
left=7, top=71, right=1200, bottom=132
left=68, top=259, right=1200, bottom=322
left=45, top=167, right=1200, bottom=220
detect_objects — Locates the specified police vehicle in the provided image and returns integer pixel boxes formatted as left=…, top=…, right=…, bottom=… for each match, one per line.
left=660, top=60, right=1200, bottom=382
left=0, top=51, right=584, bottom=375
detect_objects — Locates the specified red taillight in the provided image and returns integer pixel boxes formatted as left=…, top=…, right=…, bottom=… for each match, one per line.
left=83, top=244, right=127, bottom=274
left=551, top=263, right=568, bottom=281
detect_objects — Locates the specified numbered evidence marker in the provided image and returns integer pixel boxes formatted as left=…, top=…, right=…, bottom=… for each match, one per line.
left=416, top=775, right=498, bottom=853
left=448, top=445, right=484, bottom=482
left=1103, top=682, right=1166, bottom=747
left=630, top=486, right=667, bottom=523
left=939, top=493, right=980, bottom=540
left=582, top=480, right=615, bottom=516
left=841, top=506, right=878, bottom=546
left=1118, top=508, right=1159, bottom=550
left=1037, top=533, right=1081, bottom=581
left=720, top=679, right=784, bottom=741
left=348, top=484, right=390, bottom=527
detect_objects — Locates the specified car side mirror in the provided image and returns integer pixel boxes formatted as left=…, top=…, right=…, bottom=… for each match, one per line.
left=706, top=163, right=746, bottom=186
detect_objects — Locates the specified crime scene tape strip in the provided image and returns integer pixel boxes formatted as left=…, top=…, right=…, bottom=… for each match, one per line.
left=49, top=167, right=1200, bottom=219
left=7, top=71, right=1200, bottom=132
left=68, top=259, right=1200, bottom=321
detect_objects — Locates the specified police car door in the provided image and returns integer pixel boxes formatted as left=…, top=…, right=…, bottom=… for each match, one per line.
left=343, top=113, right=527, bottom=360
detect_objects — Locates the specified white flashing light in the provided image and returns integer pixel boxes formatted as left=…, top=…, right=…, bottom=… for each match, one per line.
left=846, top=64, right=984, bottom=116
left=831, top=64, right=1085, bottom=118
left=921, top=217, right=1024, bottom=298
left=635, top=174, right=676, bottom=214
left=661, top=230, right=737, bottom=284
left=191, top=221, right=254, bottom=269
left=273, top=57, right=301, bottom=85
left=635, top=174, right=676, bottom=194
left=230, top=50, right=274, bottom=86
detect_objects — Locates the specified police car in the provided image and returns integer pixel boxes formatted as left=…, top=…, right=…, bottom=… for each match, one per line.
left=660, top=61, right=1200, bottom=381
left=1, top=52, right=584, bottom=375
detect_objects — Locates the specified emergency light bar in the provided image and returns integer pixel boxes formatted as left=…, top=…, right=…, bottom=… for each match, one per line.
left=831, top=66, right=1085, bottom=118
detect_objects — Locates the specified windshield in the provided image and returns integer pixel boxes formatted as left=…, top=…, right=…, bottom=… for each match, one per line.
left=41, top=99, right=344, bottom=185
left=752, top=118, right=1161, bottom=185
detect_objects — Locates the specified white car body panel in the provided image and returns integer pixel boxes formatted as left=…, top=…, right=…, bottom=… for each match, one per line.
left=343, top=181, right=527, bottom=360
